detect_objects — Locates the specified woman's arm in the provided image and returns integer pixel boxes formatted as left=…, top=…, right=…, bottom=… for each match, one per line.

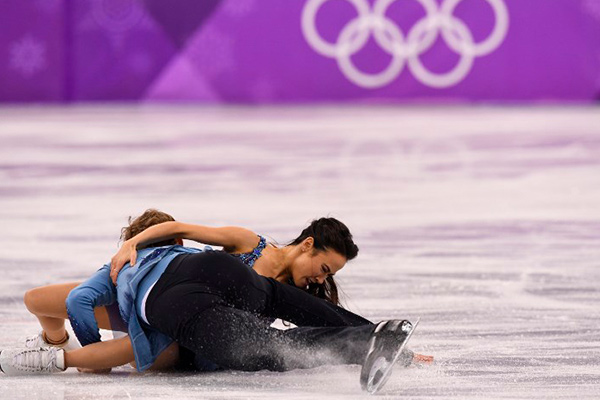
left=64, top=336, right=180, bottom=372
left=64, top=335, right=133, bottom=371
left=109, top=222, right=258, bottom=284
left=128, top=222, right=256, bottom=251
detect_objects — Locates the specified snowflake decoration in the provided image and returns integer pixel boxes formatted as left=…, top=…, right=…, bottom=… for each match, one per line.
left=9, top=35, right=47, bottom=78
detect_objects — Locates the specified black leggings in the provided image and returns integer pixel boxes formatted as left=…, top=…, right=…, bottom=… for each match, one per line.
left=146, top=251, right=375, bottom=371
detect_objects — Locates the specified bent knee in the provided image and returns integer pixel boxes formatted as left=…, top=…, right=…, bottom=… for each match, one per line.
left=65, top=287, right=93, bottom=315
left=24, top=287, right=48, bottom=314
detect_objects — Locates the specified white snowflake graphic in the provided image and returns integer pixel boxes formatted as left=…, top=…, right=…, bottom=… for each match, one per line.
left=9, top=35, right=47, bottom=78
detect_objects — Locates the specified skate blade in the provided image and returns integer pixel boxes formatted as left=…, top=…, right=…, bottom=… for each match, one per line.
left=365, top=318, right=420, bottom=395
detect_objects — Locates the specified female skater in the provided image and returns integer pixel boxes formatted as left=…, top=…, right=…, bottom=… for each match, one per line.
left=16, top=209, right=183, bottom=371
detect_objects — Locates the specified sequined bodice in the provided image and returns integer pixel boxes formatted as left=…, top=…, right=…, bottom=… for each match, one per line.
left=231, top=235, right=267, bottom=268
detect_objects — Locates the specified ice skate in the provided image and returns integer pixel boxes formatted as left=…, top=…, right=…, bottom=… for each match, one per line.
left=360, top=318, right=419, bottom=394
left=0, top=347, right=66, bottom=375
left=24, top=331, right=79, bottom=352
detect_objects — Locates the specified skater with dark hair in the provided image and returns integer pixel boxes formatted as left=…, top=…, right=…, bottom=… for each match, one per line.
left=1, top=211, right=431, bottom=393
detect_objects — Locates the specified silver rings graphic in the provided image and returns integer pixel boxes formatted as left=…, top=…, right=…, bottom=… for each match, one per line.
left=301, top=0, right=509, bottom=89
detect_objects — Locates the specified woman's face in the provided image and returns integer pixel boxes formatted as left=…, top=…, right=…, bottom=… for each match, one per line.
left=290, top=239, right=347, bottom=289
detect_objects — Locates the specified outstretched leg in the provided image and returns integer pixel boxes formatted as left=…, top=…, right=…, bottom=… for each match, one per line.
left=145, top=251, right=377, bottom=371
left=158, top=251, right=373, bottom=328
left=148, top=302, right=374, bottom=372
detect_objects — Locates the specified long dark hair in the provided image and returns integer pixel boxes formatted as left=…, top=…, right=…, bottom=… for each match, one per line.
left=288, top=217, right=358, bottom=306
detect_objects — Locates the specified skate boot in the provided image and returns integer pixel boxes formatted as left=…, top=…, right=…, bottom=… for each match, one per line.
left=24, top=331, right=79, bottom=352
left=360, top=318, right=419, bottom=394
left=0, top=347, right=66, bottom=375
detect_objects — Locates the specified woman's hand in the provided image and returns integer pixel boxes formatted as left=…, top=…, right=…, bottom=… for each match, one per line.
left=110, top=240, right=138, bottom=285
left=77, top=367, right=112, bottom=374
left=413, top=353, right=434, bottom=365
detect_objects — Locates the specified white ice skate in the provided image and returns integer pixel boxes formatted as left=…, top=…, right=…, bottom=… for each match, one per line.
left=24, top=331, right=79, bottom=352
left=0, top=347, right=66, bottom=375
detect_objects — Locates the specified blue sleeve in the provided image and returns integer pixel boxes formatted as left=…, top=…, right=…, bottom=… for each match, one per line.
left=66, top=264, right=117, bottom=346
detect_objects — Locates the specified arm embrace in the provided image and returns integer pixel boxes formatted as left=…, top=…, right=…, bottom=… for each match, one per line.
left=109, top=222, right=258, bottom=284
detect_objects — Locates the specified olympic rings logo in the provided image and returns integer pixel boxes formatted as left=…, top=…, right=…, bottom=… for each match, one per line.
left=301, top=0, right=509, bottom=89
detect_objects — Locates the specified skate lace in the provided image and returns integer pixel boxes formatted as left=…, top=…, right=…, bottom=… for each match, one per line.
left=24, top=334, right=44, bottom=348
left=14, top=348, right=56, bottom=372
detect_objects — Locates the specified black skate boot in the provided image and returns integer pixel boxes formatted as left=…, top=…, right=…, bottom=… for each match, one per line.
left=360, top=318, right=419, bottom=394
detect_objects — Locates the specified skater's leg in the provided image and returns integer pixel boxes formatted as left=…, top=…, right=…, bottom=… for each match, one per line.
left=24, top=283, right=79, bottom=343
left=146, top=280, right=374, bottom=372
left=167, top=252, right=372, bottom=328
left=282, top=324, right=374, bottom=365
left=66, top=265, right=125, bottom=346
left=149, top=303, right=373, bottom=371
left=24, top=282, right=121, bottom=343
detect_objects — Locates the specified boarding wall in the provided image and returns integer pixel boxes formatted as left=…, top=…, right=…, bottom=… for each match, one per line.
left=1, top=0, right=599, bottom=102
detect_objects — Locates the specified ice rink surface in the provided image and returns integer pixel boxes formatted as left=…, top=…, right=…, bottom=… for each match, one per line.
left=0, top=105, right=599, bottom=399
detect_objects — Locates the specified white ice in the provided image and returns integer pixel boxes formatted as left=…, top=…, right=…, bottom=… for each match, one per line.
left=0, top=105, right=599, bottom=399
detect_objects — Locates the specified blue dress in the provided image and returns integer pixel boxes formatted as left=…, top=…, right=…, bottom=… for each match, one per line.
left=230, top=235, right=267, bottom=268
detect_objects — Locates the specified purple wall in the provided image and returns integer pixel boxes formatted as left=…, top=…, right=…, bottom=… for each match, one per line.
left=0, top=0, right=65, bottom=102
left=1, top=0, right=599, bottom=103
